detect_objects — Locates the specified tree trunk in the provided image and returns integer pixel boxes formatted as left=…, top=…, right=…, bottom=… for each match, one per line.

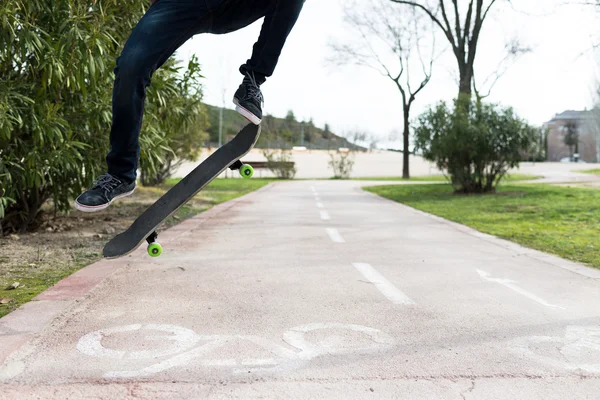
left=402, top=105, right=410, bottom=179
left=459, top=79, right=471, bottom=98
left=458, top=66, right=473, bottom=99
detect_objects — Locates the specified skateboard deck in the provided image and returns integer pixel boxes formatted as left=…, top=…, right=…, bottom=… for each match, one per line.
left=103, top=123, right=261, bottom=259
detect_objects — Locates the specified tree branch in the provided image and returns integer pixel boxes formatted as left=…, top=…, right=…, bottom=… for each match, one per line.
left=439, top=0, right=458, bottom=48
left=410, top=74, right=432, bottom=105
left=451, top=0, right=463, bottom=46
left=390, top=0, right=458, bottom=51
left=481, top=0, right=499, bottom=22
left=395, top=78, right=408, bottom=105
left=474, top=38, right=532, bottom=99
left=463, top=0, right=474, bottom=51
left=466, top=0, right=485, bottom=72
left=331, top=0, right=434, bottom=127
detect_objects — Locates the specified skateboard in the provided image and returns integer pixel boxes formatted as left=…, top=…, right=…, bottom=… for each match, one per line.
left=103, top=123, right=261, bottom=259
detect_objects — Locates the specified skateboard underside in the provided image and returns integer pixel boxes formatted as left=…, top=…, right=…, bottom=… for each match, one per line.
left=102, top=123, right=261, bottom=259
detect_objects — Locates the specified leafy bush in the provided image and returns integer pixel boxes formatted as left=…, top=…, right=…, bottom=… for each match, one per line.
left=0, top=1, right=206, bottom=233
left=262, top=149, right=296, bottom=179
left=328, top=150, right=355, bottom=179
left=413, top=98, right=536, bottom=193
left=139, top=56, right=210, bottom=186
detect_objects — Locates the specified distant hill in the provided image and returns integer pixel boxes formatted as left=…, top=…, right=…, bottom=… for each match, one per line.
left=202, top=103, right=365, bottom=151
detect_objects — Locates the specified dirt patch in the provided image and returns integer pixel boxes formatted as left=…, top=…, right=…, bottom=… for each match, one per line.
left=0, top=177, right=272, bottom=317
left=0, top=187, right=208, bottom=317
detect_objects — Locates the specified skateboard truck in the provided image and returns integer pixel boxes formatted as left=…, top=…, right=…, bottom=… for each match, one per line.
left=229, top=160, right=254, bottom=178
left=146, top=231, right=162, bottom=257
left=142, top=160, right=253, bottom=258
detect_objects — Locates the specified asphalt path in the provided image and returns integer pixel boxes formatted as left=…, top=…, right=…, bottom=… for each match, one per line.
left=1, top=180, right=599, bottom=399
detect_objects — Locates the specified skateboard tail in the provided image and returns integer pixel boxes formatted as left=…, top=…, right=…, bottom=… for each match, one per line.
left=103, top=231, right=130, bottom=259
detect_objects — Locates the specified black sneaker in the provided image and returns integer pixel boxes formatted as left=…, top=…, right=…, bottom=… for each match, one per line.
left=233, top=72, right=263, bottom=125
left=74, top=173, right=135, bottom=212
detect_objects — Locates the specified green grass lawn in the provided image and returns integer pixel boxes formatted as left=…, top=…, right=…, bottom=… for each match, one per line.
left=163, top=177, right=272, bottom=205
left=354, top=173, right=540, bottom=182
left=158, top=177, right=273, bottom=227
left=0, top=178, right=272, bottom=318
left=364, top=183, right=600, bottom=269
left=580, top=168, right=600, bottom=175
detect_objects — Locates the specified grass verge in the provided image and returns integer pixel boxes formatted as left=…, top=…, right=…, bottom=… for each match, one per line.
left=0, top=178, right=272, bottom=318
left=353, top=173, right=540, bottom=182
left=364, top=183, right=600, bottom=269
left=580, top=168, right=600, bottom=175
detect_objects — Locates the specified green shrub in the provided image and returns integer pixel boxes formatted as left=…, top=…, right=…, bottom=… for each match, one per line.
left=262, top=149, right=296, bottom=179
left=139, top=56, right=210, bottom=187
left=413, top=98, right=536, bottom=193
left=0, top=1, right=206, bottom=233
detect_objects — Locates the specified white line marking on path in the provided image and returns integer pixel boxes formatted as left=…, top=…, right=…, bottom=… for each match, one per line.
left=310, top=186, right=317, bottom=193
left=509, top=325, right=600, bottom=373
left=283, top=323, right=394, bottom=361
left=77, top=324, right=200, bottom=360
left=326, top=228, right=345, bottom=243
left=352, top=263, right=415, bottom=305
left=476, top=269, right=566, bottom=310
left=77, top=323, right=394, bottom=378
left=320, top=211, right=330, bottom=220
left=317, top=202, right=324, bottom=208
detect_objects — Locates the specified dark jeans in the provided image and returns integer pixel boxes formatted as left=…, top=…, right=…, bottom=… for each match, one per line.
left=106, top=0, right=305, bottom=183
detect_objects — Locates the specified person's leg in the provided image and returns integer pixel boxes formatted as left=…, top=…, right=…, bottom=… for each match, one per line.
left=75, top=0, right=214, bottom=211
left=238, top=0, right=306, bottom=83
left=210, top=0, right=305, bottom=124
left=106, top=0, right=213, bottom=183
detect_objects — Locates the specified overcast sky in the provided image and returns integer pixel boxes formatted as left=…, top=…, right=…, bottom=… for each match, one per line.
left=175, top=0, right=600, bottom=146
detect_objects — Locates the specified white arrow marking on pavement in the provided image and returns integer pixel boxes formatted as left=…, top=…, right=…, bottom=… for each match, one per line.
left=317, top=202, right=324, bottom=208
left=476, top=269, right=566, bottom=310
left=326, top=228, right=345, bottom=243
left=320, top=211, right=330, bottom=220
left=310, top=186, right=317, bottom=193
left=352, top=263, right=415, bottom=305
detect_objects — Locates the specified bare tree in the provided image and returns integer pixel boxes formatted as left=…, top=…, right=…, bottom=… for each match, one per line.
left=473, top=37, right=532, bottom=102
left=369, top=134, right=380, bottom=151
left=329, top=0, right=435, bottom=179
left=389, top=0, right=509, bottom=98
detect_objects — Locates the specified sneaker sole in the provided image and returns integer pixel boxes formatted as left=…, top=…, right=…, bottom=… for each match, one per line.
left=233, top=98, right=262, bottom=125
left=74, top=188, right=136, bottom=213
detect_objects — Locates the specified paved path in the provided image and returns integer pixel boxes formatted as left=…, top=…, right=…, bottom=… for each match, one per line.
left=1, top=181, right=600, bottom=399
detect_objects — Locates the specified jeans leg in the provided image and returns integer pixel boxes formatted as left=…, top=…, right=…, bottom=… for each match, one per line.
left=239, top=0, right=305, bottom=83
left=106, top=0, right=211, bottom=183
left=210, top=0, right=305, bottom=84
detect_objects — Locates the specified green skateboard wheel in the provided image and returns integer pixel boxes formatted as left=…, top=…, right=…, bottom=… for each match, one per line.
left=239, top=164, right=254, bottom=179
left=147, top=242, right=163, bottom=257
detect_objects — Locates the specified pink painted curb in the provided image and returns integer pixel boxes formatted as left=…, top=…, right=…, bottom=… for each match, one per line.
left=0, top=182, right=275, bottom=366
